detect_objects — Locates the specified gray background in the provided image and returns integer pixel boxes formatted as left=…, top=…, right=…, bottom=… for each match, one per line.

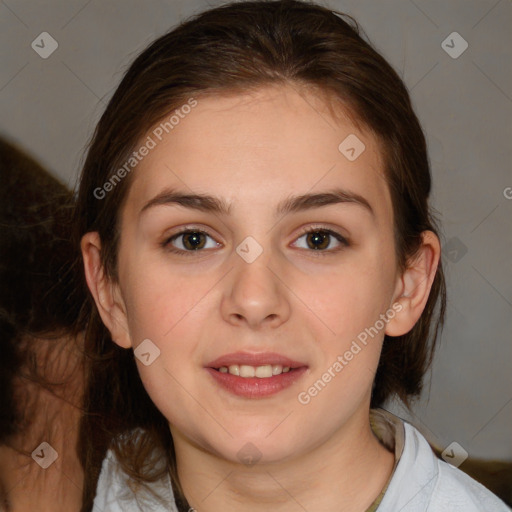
left=1, top=0, right=510, bottom=461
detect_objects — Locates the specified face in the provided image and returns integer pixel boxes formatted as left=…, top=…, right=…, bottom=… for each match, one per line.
left=93, top=85, right=410, bottom=464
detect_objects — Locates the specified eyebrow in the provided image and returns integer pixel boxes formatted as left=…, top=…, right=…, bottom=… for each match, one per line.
left=140, top=187, right=374, bottom=218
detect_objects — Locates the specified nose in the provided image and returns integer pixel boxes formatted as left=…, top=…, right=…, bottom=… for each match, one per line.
left=221, top=248, right=291, bottom=330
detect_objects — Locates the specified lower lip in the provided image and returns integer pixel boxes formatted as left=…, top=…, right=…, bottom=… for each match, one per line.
left=205, top=367, right=308, bottom=398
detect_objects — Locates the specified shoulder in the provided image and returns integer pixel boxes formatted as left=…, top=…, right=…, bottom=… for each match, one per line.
left=429, top=455, right=511, bottom=512
left=92, top=444, right=178, bottom=512
left=377, top=413, right=510, bottom=512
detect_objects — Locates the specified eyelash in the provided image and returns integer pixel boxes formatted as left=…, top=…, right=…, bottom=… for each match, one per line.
left=162, top=225, right=349, bottom=257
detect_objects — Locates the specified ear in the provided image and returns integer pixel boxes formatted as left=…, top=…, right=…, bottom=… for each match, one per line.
left=385, top=230, right=441, bottom=337
left=81, top=231, right=133, bottom=349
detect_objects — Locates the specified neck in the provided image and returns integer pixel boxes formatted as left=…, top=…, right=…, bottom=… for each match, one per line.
left=173, top=407, right=394, bottom=512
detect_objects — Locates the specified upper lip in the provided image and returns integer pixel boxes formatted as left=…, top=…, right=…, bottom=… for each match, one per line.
left=206, top=351, right=307, bottom=369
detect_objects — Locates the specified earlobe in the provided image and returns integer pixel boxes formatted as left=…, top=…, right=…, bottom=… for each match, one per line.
left=385, top=231, right=440, bottom=337
left=81, top=232, right=132, bottom=349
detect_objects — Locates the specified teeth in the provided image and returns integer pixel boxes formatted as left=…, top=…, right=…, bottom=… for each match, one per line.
left=272, top=365, right=282, bottom=375
left=217, top=364, right=292, bottom=378
left=255, top=365, right=272, bottom=378
left=240, top=365, right=255, bottom=378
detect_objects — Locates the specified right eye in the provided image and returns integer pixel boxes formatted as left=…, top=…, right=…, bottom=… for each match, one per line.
left=163, top=229, right=221, bottom=255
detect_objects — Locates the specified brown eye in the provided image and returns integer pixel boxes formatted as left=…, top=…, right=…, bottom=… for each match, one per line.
left=293, top=228, right=349, bottom=254
left=305, top=231, right=330, bottom=250
left=181, top=231, right=207, bottom=250
left=165, top=229, right=219, bottom=254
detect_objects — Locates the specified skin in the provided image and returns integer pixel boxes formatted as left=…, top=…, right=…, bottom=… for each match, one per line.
left=82, top=84, right=440, bottom=511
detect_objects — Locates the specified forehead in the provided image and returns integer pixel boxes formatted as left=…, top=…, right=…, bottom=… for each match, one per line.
left=122, top=84, right=392, bottom=225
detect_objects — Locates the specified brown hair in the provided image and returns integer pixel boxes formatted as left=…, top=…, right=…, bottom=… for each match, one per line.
left=0, top=137, right=83, bottom=442
left=74, top=1, right=446, bottom=509
left=0, top=137, right=85, bottom=511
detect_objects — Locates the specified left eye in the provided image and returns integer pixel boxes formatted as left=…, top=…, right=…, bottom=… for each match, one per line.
left=292, top=229, right=348, bottom=252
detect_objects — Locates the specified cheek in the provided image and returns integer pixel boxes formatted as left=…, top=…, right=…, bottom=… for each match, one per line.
left=120, top=260, right=215, bottom=363
left=123, top=272, right=214, bottom=430
left=294, top=245, right=396, bottom=407
left=299, top=254, right=395, bottom=343
left=120, top=254, right=214, bottom=342
left=296, top=270, right=387, bottom=425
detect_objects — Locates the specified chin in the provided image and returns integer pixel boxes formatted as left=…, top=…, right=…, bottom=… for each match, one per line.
left=208, top=434, right=302, bottom=467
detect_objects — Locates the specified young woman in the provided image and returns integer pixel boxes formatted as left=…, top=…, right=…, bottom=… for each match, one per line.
left=75, top=1, right=509, bottom=510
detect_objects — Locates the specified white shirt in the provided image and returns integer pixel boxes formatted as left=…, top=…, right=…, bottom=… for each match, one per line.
left=92, top=409, right=510, bottom=511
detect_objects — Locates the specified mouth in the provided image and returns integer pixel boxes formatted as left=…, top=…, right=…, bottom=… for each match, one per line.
left=205, top=352, right=308, bottom=398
